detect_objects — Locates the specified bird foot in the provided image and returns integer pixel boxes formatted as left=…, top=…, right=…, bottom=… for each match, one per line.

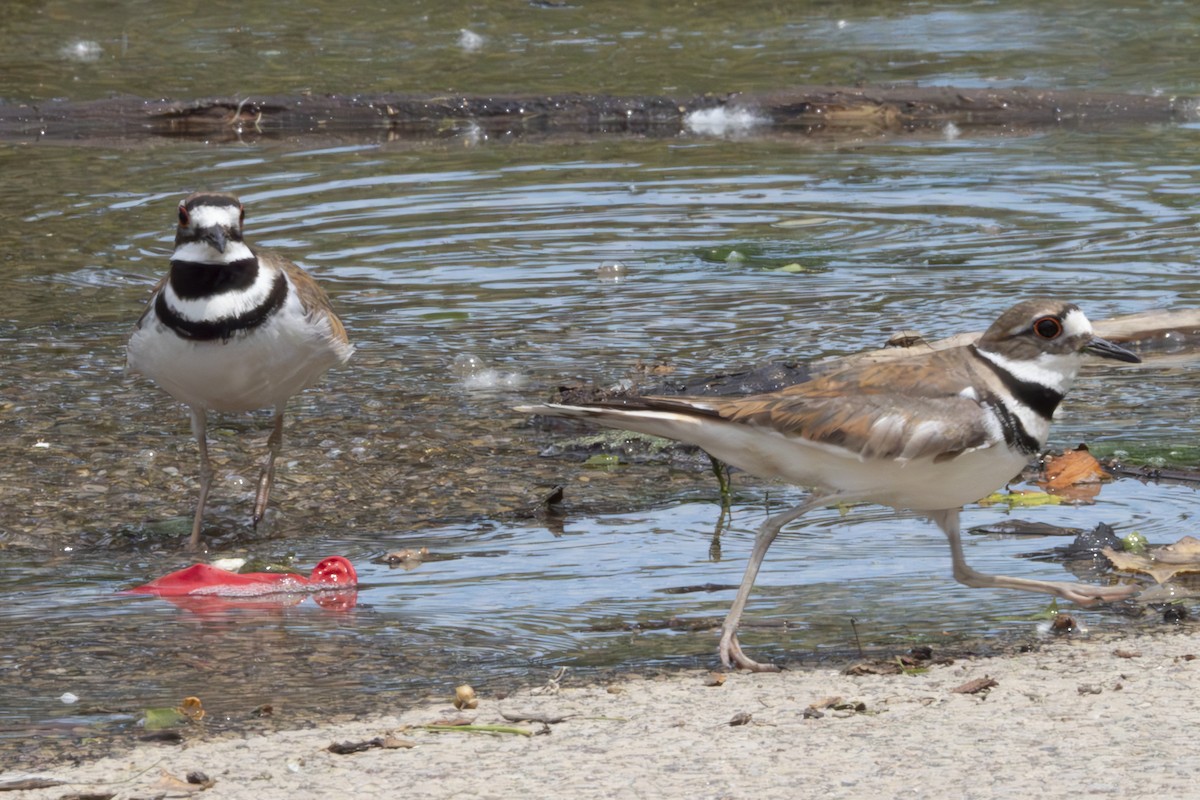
left=719, top=630, right=782, bottom=673
left=1055, top=581, right=1140, bottom=607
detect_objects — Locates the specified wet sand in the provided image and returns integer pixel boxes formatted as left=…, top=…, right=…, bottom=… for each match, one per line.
left=6, top=626, right=1197, bottom=799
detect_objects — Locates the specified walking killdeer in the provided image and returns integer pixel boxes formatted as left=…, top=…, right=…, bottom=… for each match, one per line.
left=127, top=192, right=353, bottom=550
left=517, top=299, right=1141, bottom=671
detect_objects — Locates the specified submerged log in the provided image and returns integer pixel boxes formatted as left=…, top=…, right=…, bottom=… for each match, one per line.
left=0, top=86, right=1193, bottom=144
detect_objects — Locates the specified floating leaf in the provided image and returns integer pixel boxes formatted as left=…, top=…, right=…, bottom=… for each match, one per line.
left=583, top=453, right=621, bottom=469
left=978, top=490, right=1061, bottom=508
left=1122, top=530, right=1149, bottom=554
left=1103, top=535, right=1200, bottom=584
left=177, top=696, right=204, bottom=722
left=1038, top=448, right=1110, bottom=501
left=142, top=707, right=188, bottom=731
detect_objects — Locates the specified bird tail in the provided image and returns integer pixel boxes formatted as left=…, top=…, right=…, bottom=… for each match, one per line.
left=515, top=399, right=723, bottom=444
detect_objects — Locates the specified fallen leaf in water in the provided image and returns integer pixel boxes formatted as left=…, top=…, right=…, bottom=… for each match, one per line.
left=141, top=707, right=187, bottom=731
left=379, top=547, right=429, bottom=569
left=1103, top=535, right=1200, bottom=584
left=1122, top=530, right=1150, bottom=554
left=177, top=696, right=205, bottom=722
left=979, top=490, right=1061, bottom=508
left=1041, top=448, right=1110, bottom=489
left=951, top=677, right=998, bottom=695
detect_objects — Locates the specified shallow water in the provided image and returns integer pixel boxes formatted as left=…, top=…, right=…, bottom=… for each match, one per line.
left=3, top=0, right=1200, bottom=761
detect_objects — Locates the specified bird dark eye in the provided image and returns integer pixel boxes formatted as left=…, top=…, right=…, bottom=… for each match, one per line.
left=1033, top=316, right=1063, bottom=339
left=238, top=205, right=245, bottom=228
left=178, top=206, right=190, bottom=227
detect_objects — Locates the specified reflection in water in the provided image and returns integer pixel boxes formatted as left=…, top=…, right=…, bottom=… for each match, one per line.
left=1, top=478, right=1188, bottom=741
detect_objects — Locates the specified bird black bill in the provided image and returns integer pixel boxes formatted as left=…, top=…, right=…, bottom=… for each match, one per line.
left=201, top=227, right=228, bottom=253
left=1084, top=336, right=1141, bottom=363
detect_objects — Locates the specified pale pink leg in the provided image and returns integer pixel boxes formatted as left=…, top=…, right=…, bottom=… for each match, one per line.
left=929, top=508, right=1139, bottom=605
left=253, top=405, right=286, bottom=528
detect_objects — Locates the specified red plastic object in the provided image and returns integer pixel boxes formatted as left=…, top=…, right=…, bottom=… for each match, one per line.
left=124, top=556, right=357, bottom=611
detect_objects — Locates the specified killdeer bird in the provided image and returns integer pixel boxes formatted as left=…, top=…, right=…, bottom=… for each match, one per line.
left=517, top=299, right=1141, bottom=671
left=127, top=192, right=352, bottom=550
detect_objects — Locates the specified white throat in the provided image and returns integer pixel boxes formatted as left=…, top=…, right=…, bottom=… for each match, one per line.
left=974, top=347, right=1082, bottom=394
left=173, top=239, right=256, bottom=264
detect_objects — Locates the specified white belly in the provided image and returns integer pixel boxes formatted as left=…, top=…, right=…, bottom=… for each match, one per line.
left=597, top=412, right=1031, bottom=512
left=127, top=305, right=350, bottom=413
left=712, top=427, right=1030, bottom=511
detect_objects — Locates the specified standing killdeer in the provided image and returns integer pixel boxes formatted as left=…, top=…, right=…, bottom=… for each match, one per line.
left=127, top=192, right=352, bottom=550
left=517, top=299, right=1142, bottom=671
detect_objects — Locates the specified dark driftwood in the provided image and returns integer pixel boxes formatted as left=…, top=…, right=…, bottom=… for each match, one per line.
left=0, top=86, right=1191, bottom=144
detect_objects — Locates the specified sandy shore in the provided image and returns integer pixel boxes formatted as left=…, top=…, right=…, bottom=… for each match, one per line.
left=6, top=627, right=1199, bottom=799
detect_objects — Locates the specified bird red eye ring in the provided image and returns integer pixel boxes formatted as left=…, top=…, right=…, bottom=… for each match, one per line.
left=1033, top=316, right=1063, bottom=339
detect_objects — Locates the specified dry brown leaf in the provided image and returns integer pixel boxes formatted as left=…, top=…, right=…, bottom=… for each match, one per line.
left=704, top=672, right=727, bottom=687
left=1041, top=448, right=1110, bottom=490
left=176, top=696, right=205, bottom=722
left=1114, top=649, right=1142, bottom=659
left=1103, top=535, right=1200, bottom=584
left=429, top=716, right=475, bottom=727
left=951, top=677, right=998, bottom=695
left=843, top=660, right=901, bottom=676
left=154, top=769, right=200, bottom=792
left=381, top=735, right=418, bottom=749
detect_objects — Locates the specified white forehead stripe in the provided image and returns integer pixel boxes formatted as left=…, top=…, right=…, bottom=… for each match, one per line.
left=186, top=203, right=241, bottom=230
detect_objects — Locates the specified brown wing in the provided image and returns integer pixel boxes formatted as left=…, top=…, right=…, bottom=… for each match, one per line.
left=645, top=346, right=999, bottom=462
left=133, top=273, right=169, bottom=330
left=272, top=254, right=351, bottom=348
